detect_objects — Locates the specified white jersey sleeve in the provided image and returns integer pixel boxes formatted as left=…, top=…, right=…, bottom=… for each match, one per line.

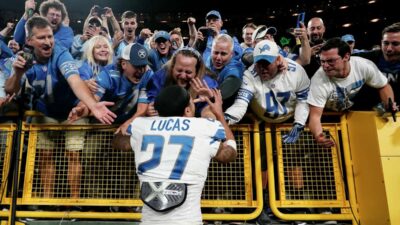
left=129, top=117, right=225, bottom=184
left=224, top=66, right=256, bottom=124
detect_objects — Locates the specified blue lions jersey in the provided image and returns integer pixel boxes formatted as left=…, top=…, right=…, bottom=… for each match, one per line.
left=95, top=64, right=153, bottom=123
left=23, top=44, right=80, bottom=119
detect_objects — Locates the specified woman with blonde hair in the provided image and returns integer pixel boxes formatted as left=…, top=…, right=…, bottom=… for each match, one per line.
left=78, top=35, right=114, bottom=93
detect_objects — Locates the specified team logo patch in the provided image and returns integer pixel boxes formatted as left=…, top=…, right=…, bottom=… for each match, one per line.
left=259, top=44, right=270, bottom=53
left=138, top=49, right=147, bottom=58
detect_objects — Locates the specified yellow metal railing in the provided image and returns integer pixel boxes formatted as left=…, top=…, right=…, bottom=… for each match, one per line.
left=0, top=122, right=262, bottom=222
left=0, top=123, right=16, bottom=219
left=0, top=115, right=361, bottom=223
left=267, top=122, right=354, bottom=222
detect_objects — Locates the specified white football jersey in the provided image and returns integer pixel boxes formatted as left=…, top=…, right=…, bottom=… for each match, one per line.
left=307, top=56, right=388, bottom=111
left=129, top=116, right=226, bottom=224
left=225, top=59, right=310, bottom=125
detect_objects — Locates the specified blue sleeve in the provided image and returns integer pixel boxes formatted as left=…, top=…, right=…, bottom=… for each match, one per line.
left=148, top=49, right=158, bottom=72
left=0, top=40, right=14, bottom=59
left=13, top=17, right=27, bottom=45
left=146, top=69, right=165, bottom=102
left=56, top=49, right=79, bottom=79
left=137, top=69, right=154, bottom=103
left=54, top=26, right=74, bottom=49
left=232, top=36, right=243, bottom=61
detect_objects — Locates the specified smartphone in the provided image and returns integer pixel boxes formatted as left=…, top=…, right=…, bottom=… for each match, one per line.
left=296, top=12, right=305, bottom=28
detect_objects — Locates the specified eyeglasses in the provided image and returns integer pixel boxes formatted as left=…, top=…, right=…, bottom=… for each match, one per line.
left=319, top=57, right=342, bottom=66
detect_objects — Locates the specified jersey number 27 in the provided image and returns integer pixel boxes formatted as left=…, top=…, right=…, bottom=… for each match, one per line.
left=138, top=135, right=194, bottom=180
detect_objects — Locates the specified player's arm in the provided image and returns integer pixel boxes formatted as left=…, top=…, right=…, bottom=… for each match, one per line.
left=204, top=89, right=237, bottom=163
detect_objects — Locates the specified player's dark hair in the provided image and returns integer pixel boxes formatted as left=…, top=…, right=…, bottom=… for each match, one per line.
left=154, top=85, right=190, bottom=117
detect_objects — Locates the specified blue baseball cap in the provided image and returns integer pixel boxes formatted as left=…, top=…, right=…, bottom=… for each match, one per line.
left=341, top=34, right=355, bottom=43
left=121, top=43, right=149, bottom=67
left=154, top=30, right=171, bottom=42
left=205, top=10, right=221, bottom=20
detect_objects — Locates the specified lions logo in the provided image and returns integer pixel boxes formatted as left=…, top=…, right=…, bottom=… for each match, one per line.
left=138, top=49, right=147, bottom=59
left=259, top=44, right=270, bottom=53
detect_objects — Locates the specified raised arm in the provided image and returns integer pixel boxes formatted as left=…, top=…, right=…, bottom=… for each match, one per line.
left=295, top=22, right=311, bottom=66
left=187, top=17, right=197, bottom=47
left=205, top=89, right=237, bottom=163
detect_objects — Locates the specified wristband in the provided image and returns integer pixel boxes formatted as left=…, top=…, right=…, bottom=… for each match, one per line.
left=224, top=139, right=237, bottom=151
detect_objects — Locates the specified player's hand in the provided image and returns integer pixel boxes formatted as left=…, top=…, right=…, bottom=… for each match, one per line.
left=282, top=123, right=304, bottom=144
left=190, top=77, right=213, bottom=98
left=203, top=88, right=224, bottom=120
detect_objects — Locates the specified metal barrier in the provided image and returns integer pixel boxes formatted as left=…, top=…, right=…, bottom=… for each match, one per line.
left=0, top=123, right=16, bottom=219
left=4, top=122, right=263, bottom=221
left=266, top=120, right=356, bottom=222
left=0, top=116, right=361, bottom=223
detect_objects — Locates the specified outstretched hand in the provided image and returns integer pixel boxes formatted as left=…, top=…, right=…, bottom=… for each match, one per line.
left=68, top=104, right=90, bottom=123
left=91, top=101, right=117, bottom=125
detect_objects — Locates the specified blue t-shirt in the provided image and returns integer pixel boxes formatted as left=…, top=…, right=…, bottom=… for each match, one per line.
left=207, top=58, right=244, bottom=85
left=23, top=44, right=80, bottom=119
left=202, top=29, right=243, bottom=63
left=95, top=64, right=153, bottom=123
left=77, top=60, right=107, bottom=81
left=148, top=48, right=173, bottom=72
left=115, top=37, right=145, bottom=57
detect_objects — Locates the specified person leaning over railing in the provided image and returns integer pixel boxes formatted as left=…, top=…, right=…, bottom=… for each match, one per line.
left=68, top=43, right=153, bottom=125
left=5, top=16, right=116, bottom=200
left=224, top=39, right=310, bottom=224
left=307, top=37, right=398, bottom=148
